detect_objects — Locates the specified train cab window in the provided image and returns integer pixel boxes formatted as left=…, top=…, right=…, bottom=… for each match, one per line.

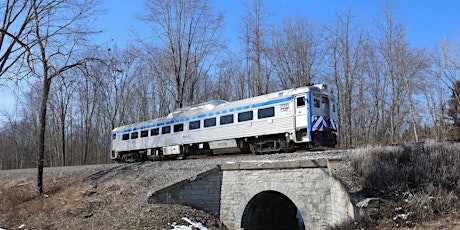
left=131, top=132, right=138, bottom=139
left=220, top=114, right=234, bottom=125
left=238, top=111, right=253, bottom=122
left=189, top=121, right=200, bottom=130
left=141, top=130, right=149, bottom=138
left=296, top=97, right=305, bottom=107
left=122, top=133, right=129, bottom=140
left=112, top=133, right=117, bottom=140
left=151, top=128, right=159, bottom=136
left=314, top=98, right=320, bottom=108
left=174, top=123, right=184, bottom=132
left=258, top=107, right=275, bottom=119
left=204, top=117, right=216, bottom=127
left=332, top=103, right=336, bottom=112
left=162, top=126, right=171, bottom=134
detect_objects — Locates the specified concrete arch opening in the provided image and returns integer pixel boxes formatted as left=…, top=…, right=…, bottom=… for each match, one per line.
left=241, top=191, right=305, bottom=230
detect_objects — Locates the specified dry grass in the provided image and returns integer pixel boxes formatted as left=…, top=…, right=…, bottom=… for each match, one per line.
left=0, top=176, right=83, bottom=229
left=1, top=181, right=36, bottom=208
left=334, top=142, right=460, bottom=229
left=0, top=162, right=229, bottom=230
left=352, top=141, right=460, bottom=196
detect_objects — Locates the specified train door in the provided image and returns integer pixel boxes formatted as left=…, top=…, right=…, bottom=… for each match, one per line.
left=295, top=93, right=312, bottom=142
left=321, top=96, right=330, bottom=118
left=329, top=98, right=338, bottom=122
left=295, top=94, right=309, bottom=128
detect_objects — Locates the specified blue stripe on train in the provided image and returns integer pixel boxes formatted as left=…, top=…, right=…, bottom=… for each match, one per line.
left=117, top=96, right=294, bottom=134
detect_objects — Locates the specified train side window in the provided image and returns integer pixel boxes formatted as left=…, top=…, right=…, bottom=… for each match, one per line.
left=162, top=126, right=171, bottom=134
left=131, top=132, right=138, bottom=139
left=258, top=107, right=275, bottom=119
left=122, top=133, right=129, bottom=140
left=238, top=111, right=253, bottom=122
left=141, top=130, right=148, bottom=138
left=151, top=128, right=159, bottom=136
left=296, top=97, right=305, bottom=107
left=204, top=117, right=216, bottom=127
left=220, top=114, right=234, bottom=125
left=189, top=120, right=200, bottom=130
left=174, top=123, right=184, bottom=132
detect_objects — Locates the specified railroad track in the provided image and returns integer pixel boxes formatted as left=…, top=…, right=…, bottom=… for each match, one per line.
left=84, top=162, right=145, bottom=181
left=152, top=147, right=353, bottom=162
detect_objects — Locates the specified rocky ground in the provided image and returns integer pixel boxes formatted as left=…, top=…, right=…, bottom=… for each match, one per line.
left=1, top=149, right=459, bottom=230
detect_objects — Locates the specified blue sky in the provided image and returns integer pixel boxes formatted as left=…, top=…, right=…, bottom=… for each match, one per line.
left=1, top=1, right=460, bottom=121
left=96, top=0, right=459, bottom=49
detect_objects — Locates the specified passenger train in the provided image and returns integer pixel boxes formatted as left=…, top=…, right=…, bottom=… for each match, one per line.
left=111, top=84, right=338, bottom=162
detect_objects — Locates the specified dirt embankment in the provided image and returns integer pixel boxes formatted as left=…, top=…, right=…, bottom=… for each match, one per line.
left=1, top=151, right=343, bottom=230
left=0, top=161, right=229, bottom=230
left=1, top=147, right=459, bottom=230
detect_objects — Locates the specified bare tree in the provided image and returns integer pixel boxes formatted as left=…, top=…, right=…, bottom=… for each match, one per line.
left=3, top=81, right=42, bottom=169
left=0, top=111, right=22, bottom=168
left=399, top=47, right=429, bottom=142
left=142, top=0, right=223, bottom=110
left=149, top=51, right=176, bottom=116
left=361, top=35, right=389, bottom=144
left=420, top=77, right=448, bottom=141
left=213, top=57, right=242, bottom=101
left=326, top=9, right=366, bottom=147
left=433, top=39, right=460, bottom=102
left=240, top=0, right=271, bottom=96
left=76, top=61, right=109, bottom=165
left=0, top=0, right=33, bottom=78
left=375, top=0, right=408, bottom=144
left=25, top=0, right=99, bottom=194
left=49, top=73, right=79, bottom=166
left=269, top=16, right=325, bottom=89
left=98, top=46, right=142, bottom=127
left=431, top=38, right=460, bottom=140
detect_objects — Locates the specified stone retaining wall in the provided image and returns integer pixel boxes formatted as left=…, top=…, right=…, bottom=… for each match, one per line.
left=147, top=167, right=222, bottom=215
left=147, top=159, right=356, bottom=230
left=220, top=159, right=356, bottom=230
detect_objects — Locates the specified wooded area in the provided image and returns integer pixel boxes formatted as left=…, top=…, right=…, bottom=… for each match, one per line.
left=0, top=0, right=459, bottom=171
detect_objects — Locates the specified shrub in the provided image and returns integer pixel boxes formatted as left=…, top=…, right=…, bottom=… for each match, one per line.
left=350, top=142, right=460, bottom=197
left=404, top=185, right=458, bottom=221
left=345, top=142, right=460, bottom=227
left=1, top=181, right=37, bottom=209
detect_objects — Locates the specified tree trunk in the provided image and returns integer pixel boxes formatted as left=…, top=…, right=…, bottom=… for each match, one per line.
left=61, top=113, right=66, bottom=166
left=38, top=76, right=51, bottom=194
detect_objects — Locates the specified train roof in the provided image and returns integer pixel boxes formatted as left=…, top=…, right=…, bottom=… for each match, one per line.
left=112, top=84, right=328, bottom=132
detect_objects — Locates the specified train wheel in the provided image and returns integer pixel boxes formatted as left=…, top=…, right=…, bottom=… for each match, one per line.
left=249, top=136, right=290, bottom=154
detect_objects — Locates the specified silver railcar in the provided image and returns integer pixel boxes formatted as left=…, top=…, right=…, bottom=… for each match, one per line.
left=110, top=84, right=338, bottom=162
